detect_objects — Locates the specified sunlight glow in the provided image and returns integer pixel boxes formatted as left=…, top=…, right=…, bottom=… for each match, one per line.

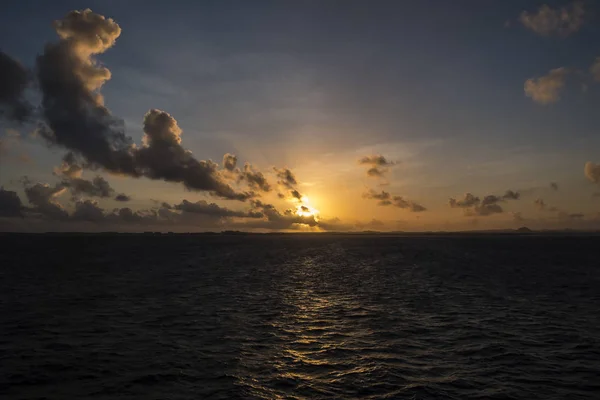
left=295, top=196, right=320, bottom=218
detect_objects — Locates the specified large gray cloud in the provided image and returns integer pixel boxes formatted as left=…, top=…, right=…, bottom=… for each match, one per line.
left=519, top=2, right=585, bottom=37
left=71, top=199, right=105, bottom=221
left=0, top=52, right=32, bottom=122
left=23, top=182, right=68, bottom=220
left=29, top=10, right=252, bottom=201
left=0, top=188, right=24, bottom=217
left=135, top=109, right=253, bottom=200
left=173, top=199, right=263, bottom=219
left=64, top=176, right=114, bottom=198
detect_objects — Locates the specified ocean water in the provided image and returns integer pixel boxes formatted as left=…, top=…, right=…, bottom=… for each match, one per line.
left=1, top=234, right=599, bottom=399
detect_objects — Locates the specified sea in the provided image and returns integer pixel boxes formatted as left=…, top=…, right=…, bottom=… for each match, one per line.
left=1, top=233, right=599, bottom=399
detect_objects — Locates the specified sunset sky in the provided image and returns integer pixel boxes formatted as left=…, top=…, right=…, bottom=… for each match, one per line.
left=2, top=0, right=600, bottom=232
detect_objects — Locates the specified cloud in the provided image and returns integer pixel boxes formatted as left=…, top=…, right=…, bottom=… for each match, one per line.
left=173, top=199, right=263, bottom=219
left=584, top=162, right=600, bottom=183
left=519, top=2, right=585, bottom=37
left=358, top=155, right=397, bottom=178
left=449, top=193, right=480, bottom=208
left=550, top=182, right=559, bottom=191
left=72, top=199, right=105, bottom=221
left=53, top=153, right=83, bottom=179
left=533, top=198, right=546, bottom=210
left=363, top=189, right=426, bottom=212
left=274, top=167, right=297, bottom=189
left=512, top=212, right=524, bottom=222
left=0, top=188, right=24, bottom=217
left=238, top=163, right=271, bottom=192
left=450, top=190, right=520, bottom=217
left=363, top=189, right=391, bottom=205
left=249, top=199, right=318, bottom=229
left=64, top=176, right=114, bottom=198
left=222, top=153, right=237, bottom=171
left=390, top=196, right=427, bottom=212
left=524, top=68, right=568, bottom=104
left=30, top=9, right=250, bottom=201
left=534, top=198, right=559, bottom=212
left=135, top=109, right=252, bottom=200
left=114, top=194, right=130, bottom=202
left=290, top=189, right=302, bottom=200
left=502, top=190, right=521, bottom=200
left=466, top=203, right=503, bottom=216
left=23, top=182, right=68, bottom=220
left=0, top=52, right=32, bottom=122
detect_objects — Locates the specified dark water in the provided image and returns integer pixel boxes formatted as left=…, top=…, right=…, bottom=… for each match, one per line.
left=1, top=234, right=600, bottom=399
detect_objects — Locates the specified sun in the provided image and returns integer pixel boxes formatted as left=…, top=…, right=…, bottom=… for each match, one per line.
left=295, top=196, right=319, bottom=218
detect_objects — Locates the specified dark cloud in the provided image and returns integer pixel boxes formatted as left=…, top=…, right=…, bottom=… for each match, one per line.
left=274, top=167, right=297, bottom=189
left=63, top=176, right=114, bottom=198
left=358, top=155, right=395, bottom=167
left=363, top=189, right=426, bottom=212
left=173, top=199, right=263, bottom=219
left=450, top=190, right=520, bottom=217
left=249, top=199, right=318, bottom=229
left=502, top=190, right=521, bottom=200
left=290, top=189, right=302, bottom=200
left=72, top=199, right=105, bottom=221
left=222, top=153, right=237, bottom=172
left=550, top=182, right=559, bottom=191
left=0, top=51, right=32, bottom=122
left=31, top=10, right=251, bottom=201
left=23, top=182, right=68, bottom=220
left=36, top=9, right=137, bottom=174
left=465, top=203, right=503, bottom=216
left=363, top=189, right=391, bottom=203
left=0, top=188, right=24, bottom=217
left=134, top=109, right=253, bottom=200
left=449, top=193, right=480, bottom=208
left=54, top=153, right=84, bottom=179
left=114, top=194, right=130, bottom=202
left=238, top=163, right=271, bottom=192
left=358, top=155, right=397, bottom=178
left=390, top=196, right=426, bottom=212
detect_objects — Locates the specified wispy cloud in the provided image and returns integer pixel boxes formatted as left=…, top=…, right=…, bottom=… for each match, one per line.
left=524, top=68, right=568, bottom=104
left=519, top=2, right=585, bottom=37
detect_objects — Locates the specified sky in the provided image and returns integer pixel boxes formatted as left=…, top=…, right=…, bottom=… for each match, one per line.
left=2, top=0, right=600, bottom=232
